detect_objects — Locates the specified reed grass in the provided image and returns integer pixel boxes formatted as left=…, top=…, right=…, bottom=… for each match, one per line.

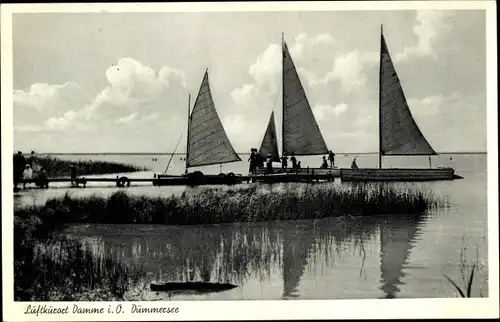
left=15, top=183, right=446, bottom=226
left=14, top=216, right=140, bottom=301
left=25, top=155, right=147, bottom=177
left=442, top=236, right=486, bottom=298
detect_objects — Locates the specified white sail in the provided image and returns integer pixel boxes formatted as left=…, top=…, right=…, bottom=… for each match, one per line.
left=379, top=32, right=437, bottom=156
left=186, top=70, right=241, bottom=168
left=282, top=41, right=329, bottom=156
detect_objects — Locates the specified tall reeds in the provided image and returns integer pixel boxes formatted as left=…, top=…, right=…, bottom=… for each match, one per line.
left=14, top=216, right=139, bottom=301
left=442, top=235, right=487, bottom=298
left=15, top=183, right=446, bottom=226
left=25, top=155, right=147, bottom=177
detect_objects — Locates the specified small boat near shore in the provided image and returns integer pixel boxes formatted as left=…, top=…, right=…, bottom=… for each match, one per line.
left=150, top=282, right=237, bottom=294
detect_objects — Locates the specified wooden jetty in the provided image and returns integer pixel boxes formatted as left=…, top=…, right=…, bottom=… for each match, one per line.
left=20, top=171, right=342, bottom=189
left=19, top=165, right=463, bottom=191
left=340, top=168, right=462, bottom=182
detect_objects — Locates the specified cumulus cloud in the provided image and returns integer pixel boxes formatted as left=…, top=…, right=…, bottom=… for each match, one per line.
left=313, top=103, right=349, bottom=120
left=290, top=32, right=336, bottom=57
left=113, top=112, right=139, bottom=124
left=395, top=10, right=451, bottom=61
left=16, top=57, right=187, bottom=134
left=248, top=44, right=281, bottom=95
left=321, top=50, right=367, bottom=94
left=13, top=81, right=80, bottom=112
left=407, top=91, right=460, bottom=117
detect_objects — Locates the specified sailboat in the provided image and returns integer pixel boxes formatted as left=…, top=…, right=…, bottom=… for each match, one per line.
left=154, top=70, right=245, bottom=186
left=255, top=34, right=336, bottom=176
left=340, top=26, right=461, bottom=181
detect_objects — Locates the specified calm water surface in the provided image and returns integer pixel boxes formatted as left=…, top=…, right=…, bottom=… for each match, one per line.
left=16, top=153, right=488, bottom=299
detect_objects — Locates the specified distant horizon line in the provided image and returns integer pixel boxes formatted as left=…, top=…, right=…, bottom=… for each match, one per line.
left=22, top=151, right=487, bottom=155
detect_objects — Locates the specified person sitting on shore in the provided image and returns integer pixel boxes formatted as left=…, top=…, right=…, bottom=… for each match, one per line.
left=22, top=164, right=33, bottom=189
left=290, top=153, right=297, bottom=169
left=297, top=161, right=301, bottom=169
left=266, top=154, right=274, bottom=174
left=351, top=157, right=359, bottom=169
left=320, top=156, right=328, bottom=169
left=36, top=167, right=49, bottom=188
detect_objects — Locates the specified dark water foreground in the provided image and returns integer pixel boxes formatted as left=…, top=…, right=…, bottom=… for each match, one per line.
left=19, top=210, right=487, bottom=301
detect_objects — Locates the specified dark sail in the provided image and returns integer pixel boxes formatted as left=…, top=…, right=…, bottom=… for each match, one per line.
left=186, top=70, right=242, bottom=168
left=379, top=32, right=437, bottom=156
left=258, top=111, right=280, bottom=162
left=282, top=41, right=329, bottom=156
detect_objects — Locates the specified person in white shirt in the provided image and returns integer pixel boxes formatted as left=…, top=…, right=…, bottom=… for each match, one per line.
left=22, top=164, right=33, bottom=189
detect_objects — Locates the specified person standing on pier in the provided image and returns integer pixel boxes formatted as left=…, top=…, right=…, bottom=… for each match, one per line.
left=290, top=153, right=297, bottom=169
left=248, top=148, right=258, bottom=175
left=13, top=151, right=26, bottom=189
left=280, top=153, right=288, bottom=169
left=70, top=164, right=77, bottom=185
left=328, top=150, right=336, bottom=168
left=266, top=153, right=274, bottom=174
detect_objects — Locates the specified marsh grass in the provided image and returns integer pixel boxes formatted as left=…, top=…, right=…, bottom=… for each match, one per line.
left=15, top=183, right=446, bottom=226
left=25, top=155, right=147, bottom=177
left=442, top=236, right=487, bottom=298
left=14, top=216, right=143, bottom=301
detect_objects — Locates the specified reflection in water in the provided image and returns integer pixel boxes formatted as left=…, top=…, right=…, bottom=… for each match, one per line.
left=379, top=214, right=427, bottom=298
left=60, top=212, right=430, bottom=300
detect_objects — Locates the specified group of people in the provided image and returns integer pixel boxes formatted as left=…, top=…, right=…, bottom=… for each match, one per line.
left=320, top=151, right=337, bottom=169
left=248, top=149, right=361, bottom=174
left=278, top=153, right=301, bottom=170
left=248, top=148, right=265, bottom=175
left=13, top=151, right=48, bottom=190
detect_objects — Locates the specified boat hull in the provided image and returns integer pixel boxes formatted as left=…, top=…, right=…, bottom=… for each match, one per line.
left=251, top=172, right=338, bottom=183
left=340, top=168, right=459, bottom=182
left=255, top=167, right=338, bottom=176
left=153, top=174, right=249, bottom=186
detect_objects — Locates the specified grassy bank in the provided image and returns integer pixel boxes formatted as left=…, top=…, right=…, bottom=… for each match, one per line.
left=15, top=183, right=446, bottom=226
left=14, top=215, right=136, bottom=301
left=25, top=155, right=148, bottom=177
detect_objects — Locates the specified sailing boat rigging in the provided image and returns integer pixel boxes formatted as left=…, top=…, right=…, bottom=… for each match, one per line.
left=257, top=34, right=330, bottom=174
left=378, top=25, right=437, bottom=168
left=154, top=69, right=243, bottom=186
left=340, top=25, right=460, bottom=181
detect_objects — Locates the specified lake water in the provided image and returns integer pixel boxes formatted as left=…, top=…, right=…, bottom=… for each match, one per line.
left=15, top=153, right=489, bottom=299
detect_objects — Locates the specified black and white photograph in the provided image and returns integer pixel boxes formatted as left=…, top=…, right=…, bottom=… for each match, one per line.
left=2, top=1, right=498, bottom=320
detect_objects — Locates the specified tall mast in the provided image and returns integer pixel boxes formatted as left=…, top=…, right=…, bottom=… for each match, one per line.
left=378, top=25, right=383, bottom=169
left=281, top=32, right=285, bottom=157
left=185, top=93, right=191, bottom=172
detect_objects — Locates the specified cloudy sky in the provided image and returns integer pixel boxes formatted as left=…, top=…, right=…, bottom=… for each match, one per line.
left=12, top=9, right=487, bottom=153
